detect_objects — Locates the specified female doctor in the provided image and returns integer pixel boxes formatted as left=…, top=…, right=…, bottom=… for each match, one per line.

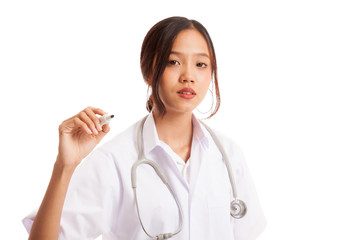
left=23, top=16, right=266, bottom=239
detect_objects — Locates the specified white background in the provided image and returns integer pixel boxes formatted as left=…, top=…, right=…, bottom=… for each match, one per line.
left=1, top=0, right=359, bottom=239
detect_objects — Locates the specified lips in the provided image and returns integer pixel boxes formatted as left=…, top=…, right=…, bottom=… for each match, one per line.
left=177, top=87, right=196, bottom=95
left=177, top=87, right=196, bottom=99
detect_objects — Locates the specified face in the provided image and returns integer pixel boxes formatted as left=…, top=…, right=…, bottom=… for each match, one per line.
left=158, top=29, right=212, bottom=116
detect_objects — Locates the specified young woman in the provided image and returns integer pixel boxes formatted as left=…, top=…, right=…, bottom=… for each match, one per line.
left=23, top=16, right=266, bottom=240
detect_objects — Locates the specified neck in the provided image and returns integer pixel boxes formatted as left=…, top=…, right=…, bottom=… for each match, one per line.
left=153, top=110, right=193, bottom=162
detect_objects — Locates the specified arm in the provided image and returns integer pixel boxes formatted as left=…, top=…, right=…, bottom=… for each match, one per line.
left=28, top=107, right=110, bottom=240
left=28, top=161, right=74, bottom=240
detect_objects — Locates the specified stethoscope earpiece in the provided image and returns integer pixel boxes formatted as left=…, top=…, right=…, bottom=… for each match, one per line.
left=230, top=199, right=247, bottom=219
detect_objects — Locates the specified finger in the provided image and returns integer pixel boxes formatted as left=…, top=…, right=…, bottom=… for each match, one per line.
left=79, top=111, right=99, bottom=135
left=84, top=107, right=103, bottom=132
left=92, top=107, right=107, bottom=116
left=85, top=106, right=107, bottom=117
left=59, top=117, right=89, bottom=136
left=73, top=117, right=93, bottom=135
left=102, top=123, right=110, bottom=134
left=96, top=124, right=110, bottom=141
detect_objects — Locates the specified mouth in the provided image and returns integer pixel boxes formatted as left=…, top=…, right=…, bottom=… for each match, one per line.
left=177, top=88, right=196, bottom=95
left=177, top=87, right=196, bottom=99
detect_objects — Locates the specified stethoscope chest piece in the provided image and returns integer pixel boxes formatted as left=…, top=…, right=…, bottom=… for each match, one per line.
left=230, top=199, right=247, bottom=219
left=133, top=116, right=248, bottom=239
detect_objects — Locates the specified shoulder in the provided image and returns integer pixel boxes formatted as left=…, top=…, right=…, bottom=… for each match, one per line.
left=212, top=128, right=242, bottom=153
left=97, top=120, right=140, bottom=156
left=80, top=119, right=142, bottom=171
left=200, top=121, right=244, bottom=155
left=201, top=122, right=247, bottom=172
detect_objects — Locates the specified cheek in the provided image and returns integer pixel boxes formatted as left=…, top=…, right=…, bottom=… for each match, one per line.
left=199, top=71, right=212, bottom=89
left=197, top=81, right=211, bottom=101
left=158, top=71, right=174, bottom=100
left=160, top=67, right=176, bottom=84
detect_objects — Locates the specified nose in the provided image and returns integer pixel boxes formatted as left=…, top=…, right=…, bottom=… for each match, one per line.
left=180, top=64, right=195, bottom=83
left=181, top=78, right=195, bottom=83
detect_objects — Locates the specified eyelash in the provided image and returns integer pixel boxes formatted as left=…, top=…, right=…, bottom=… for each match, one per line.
left=168, top=60, right=179, bottom=65
left=197, top=62, right=208, bottom=68
left=168, top=60, right=208, bottom=68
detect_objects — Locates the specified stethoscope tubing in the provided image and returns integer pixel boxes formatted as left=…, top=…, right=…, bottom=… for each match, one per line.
left=199, top=120, right=239, bottom=199
left=132, top=117, right=183, bottom=239
left=131, top=116, right=246, bottom=239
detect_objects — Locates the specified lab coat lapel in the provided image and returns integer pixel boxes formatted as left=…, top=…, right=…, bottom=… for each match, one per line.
left=188, top=117, right=211, bottom=202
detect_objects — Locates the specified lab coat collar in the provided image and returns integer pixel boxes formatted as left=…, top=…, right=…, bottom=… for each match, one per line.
left=142, top=113, right=209, bottom=156
left=191, top=114, right=210, bottom=149
left=142, top=113, right=161, bottom=155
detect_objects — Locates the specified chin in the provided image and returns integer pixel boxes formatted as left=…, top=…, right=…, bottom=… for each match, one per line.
left=166, top=106, right=196, bottom=115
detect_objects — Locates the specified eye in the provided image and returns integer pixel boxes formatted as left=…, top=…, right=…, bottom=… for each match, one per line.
left=168, top=60, right=180, bottom=65
left=197, top=62, right=208, bottom=68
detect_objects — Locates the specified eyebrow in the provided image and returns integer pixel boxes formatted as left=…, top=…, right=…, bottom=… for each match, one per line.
left=170, top=51, right=210, bottom=59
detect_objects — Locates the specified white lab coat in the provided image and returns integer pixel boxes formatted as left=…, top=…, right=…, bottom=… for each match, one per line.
left=23, top=113, right=266, bottom=239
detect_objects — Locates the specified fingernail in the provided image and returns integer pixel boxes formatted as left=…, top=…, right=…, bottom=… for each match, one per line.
left=97, top=123, right=102, bottom=132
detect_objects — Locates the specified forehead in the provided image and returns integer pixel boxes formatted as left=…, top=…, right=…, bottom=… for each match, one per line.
left=171, top=29, right=210, bottom=55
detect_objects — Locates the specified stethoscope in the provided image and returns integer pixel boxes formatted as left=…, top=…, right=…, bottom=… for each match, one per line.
left=131, top=116, right=247, bottom=240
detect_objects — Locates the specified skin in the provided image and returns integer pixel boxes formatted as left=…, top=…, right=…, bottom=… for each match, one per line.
left=154, top=29, right=212, bottom=161
left=28, top=107, right=110, bottom=240
left=28, top=29, right=212, bottom=239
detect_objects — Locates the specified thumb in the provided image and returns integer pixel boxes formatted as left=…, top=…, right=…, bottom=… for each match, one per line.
left=102, top=124, right=111, bottom=134
left=96, top=124, right=110, bottom=141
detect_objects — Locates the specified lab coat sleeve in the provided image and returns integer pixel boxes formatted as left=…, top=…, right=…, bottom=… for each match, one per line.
left=224, top=139, right=267, bottom=240
left=22, top=149, right=123, bottom=239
